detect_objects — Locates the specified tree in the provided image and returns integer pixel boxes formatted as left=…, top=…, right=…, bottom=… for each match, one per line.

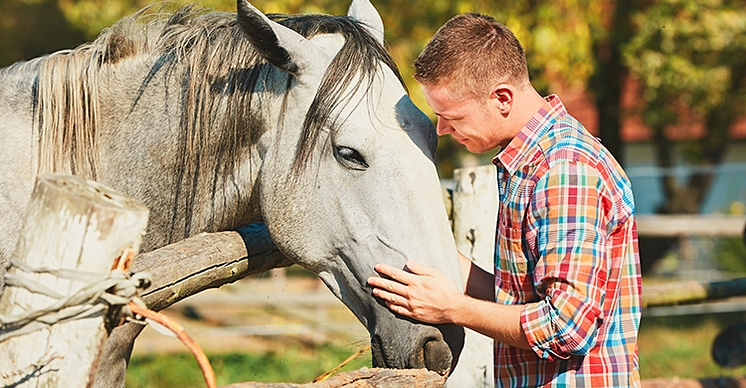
left=620, top=0, right=746, bottom=272
left=623, top=0, right=746, bottom=215
left=0, top=0, right=87, bottom=67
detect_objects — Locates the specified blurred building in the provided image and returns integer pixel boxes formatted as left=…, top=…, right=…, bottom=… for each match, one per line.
left=560, top=76, right=746, bottom=216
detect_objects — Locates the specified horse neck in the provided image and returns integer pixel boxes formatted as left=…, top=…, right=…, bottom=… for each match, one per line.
left=25, top=30, right=290, bottom=249
left=93, top=55, right=283, bottom=249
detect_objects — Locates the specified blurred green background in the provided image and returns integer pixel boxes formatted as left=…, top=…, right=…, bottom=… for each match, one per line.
left=3, top=0, right=745, bottom=183
left=3, top=0, right=746, bottom=385
left=3, top=0, right=745, bottom=223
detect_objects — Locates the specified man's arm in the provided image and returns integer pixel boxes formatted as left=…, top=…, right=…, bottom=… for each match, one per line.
left=367, top=260, right=530, bottom=350
left=459, top=252, right=495, bottom=302
left=519, top=161, right=608, bottom=360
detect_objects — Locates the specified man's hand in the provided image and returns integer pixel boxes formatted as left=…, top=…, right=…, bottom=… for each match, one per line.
left=367, top=260, right=462, bottom=324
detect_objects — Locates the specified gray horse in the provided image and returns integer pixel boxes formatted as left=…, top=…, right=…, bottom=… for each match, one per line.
left=0, top=0, right=464, bottom=385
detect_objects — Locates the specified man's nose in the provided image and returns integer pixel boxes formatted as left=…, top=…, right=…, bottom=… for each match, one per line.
left=436, top=117, right=452, bottom=136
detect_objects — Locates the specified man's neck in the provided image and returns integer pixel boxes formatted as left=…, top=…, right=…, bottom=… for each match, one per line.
left=495, top=86, right=547, bottom=149
left=512, top=86, right=548, bottom=131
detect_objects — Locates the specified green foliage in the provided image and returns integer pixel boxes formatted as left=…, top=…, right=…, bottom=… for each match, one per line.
left=714, top=237, right=746, bottom=274
left=5, top=0, right=744, bottom=180
left=0, top=0, right=87, bottom=67
left=623, top=0, right=746, bottom=162
left=126, top=343, right=372, bottom=387
left=490, top=0, right=605, bottom=94
left=0, top=0, right=607, bottom=174
left=625, top=0, right=746, bottom=112
left=56, top=0, right=153, bottom=38
left=639, top=312, right=746, bottom=379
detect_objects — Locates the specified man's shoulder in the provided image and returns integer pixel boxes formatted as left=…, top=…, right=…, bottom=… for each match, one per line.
left=536, top=113, right=602, bottom=167
left=535, top=112, right=633, bottom=189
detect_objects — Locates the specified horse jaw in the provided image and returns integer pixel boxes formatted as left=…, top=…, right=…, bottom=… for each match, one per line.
left=261, top=66, right=465, bottom=374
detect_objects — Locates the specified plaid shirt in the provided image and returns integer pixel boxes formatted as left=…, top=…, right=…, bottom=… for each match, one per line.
left=492, top=95, right=642, bottom=387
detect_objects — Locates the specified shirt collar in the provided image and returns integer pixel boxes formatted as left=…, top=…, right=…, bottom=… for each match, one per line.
left=492, top=94, right=566, bottom=175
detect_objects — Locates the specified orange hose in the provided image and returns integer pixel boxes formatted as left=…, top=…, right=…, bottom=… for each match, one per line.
left=129, top=301, right=216, bottom=388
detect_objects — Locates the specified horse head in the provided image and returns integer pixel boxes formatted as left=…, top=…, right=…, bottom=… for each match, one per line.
left=237, top=0, right=465, bottom=375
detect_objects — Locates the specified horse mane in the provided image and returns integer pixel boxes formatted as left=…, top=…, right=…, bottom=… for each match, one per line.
left=34, top=3, right=403, bottom=180
left=32, top=3, right=404, bottom=236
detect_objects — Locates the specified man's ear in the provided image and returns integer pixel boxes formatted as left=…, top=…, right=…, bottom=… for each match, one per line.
left=490, top=84, right=514, bottom=117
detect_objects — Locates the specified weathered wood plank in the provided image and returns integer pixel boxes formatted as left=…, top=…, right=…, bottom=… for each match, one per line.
left=92, top=225, right=292, bottom=388
left=220, top=368, right=446, bottom=388
left=0, top=174, right=149, bottom=388
left=643, top=278, right=746, bottom=308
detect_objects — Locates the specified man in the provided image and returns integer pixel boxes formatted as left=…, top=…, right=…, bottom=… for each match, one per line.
left=367, top=12, right=642, bottom=387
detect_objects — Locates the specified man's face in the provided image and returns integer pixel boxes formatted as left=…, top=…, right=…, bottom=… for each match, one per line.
left=420, top=84, right=504, bottom=154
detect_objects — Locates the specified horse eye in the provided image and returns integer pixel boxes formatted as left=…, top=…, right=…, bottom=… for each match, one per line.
left=335, top=146, right=368, bottom=169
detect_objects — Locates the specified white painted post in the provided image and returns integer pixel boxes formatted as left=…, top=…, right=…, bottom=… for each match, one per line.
left=446, top=165, right=497, bottom=388
left=0, top=174, right=149, bottom=387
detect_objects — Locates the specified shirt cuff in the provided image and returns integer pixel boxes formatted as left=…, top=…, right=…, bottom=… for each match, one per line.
left=521, top=299, right=571, bottom=361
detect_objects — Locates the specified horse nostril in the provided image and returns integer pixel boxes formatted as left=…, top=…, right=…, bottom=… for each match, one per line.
left=423, top=337, right=453, bottom=376
left=410, top=329, right=453, bottom=375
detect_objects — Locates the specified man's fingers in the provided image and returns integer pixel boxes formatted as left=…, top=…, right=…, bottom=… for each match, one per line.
left=385, top=301, right=414, bottom=318
left=373, top=263, right=416, bottom=284
left=405, top=260, right=438, bottom=277
left=376, top=289, right=414, bottom=317
left=372, top=286, right=409, bottom=308
left=368, top=276, right=404, bottom=295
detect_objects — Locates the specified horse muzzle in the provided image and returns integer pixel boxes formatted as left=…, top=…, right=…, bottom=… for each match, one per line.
left=369, top=316, right=464, bottom=376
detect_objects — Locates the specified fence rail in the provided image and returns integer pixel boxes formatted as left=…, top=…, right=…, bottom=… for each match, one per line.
left=637, top=215, right=746, bottom=237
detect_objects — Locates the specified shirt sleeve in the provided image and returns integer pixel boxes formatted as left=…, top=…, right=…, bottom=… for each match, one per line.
left=520, top=160, right=609, bottom=361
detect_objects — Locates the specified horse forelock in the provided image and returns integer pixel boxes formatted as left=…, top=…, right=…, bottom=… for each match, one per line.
left=281, top=14, right=406, bottom=177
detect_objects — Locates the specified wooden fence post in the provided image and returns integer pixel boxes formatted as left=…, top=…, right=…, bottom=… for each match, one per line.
left=0, top=174, right=149, bottom=387
left=446, top=165, right=497, bottom=388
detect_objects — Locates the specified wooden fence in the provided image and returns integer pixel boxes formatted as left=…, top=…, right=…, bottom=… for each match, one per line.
left=2, top=168, right=746, bottom=387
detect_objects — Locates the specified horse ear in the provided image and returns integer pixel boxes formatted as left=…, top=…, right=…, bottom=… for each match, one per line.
left=347, top=0, right=385, bottom=45
left=237, top=0, right=318, bottom=76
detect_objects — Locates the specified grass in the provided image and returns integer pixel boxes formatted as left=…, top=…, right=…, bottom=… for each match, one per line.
left=639, top=311, right=746, bottom=380
left=126, top=311, right=746, bottom=387
left=126, top=341, right=372, bottom=388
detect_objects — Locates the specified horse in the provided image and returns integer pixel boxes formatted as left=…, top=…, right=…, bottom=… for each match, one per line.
left=0, top=0, right=464, bottom=385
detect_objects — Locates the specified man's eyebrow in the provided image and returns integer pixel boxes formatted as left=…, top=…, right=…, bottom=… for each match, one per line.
left=435, top=112, right=461, bottom=120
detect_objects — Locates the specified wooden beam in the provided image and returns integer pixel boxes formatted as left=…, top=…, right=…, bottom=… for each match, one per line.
left=91, top=223, right=292, bottom=387
left=643, top=278, right=746, bottom=308
left=448, top=165, right=496, bottom=388
left=134, top=226, right=293, bottom=312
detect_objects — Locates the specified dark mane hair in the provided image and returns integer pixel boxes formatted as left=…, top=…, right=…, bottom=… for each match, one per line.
left=31, top=4, right=404, bottom=236
left=34, top=4, right=404, bottom=178
left=273, top=13, right=405, bottom=174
